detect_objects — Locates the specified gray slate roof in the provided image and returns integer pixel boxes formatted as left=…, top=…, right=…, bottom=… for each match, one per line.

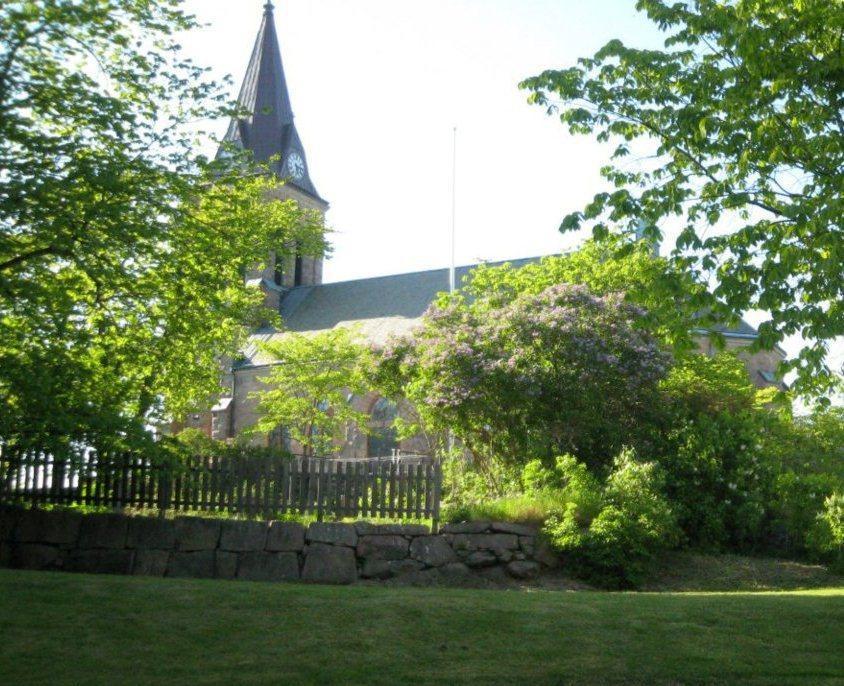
left=219, top=3, right=323, bottom=201
left=236, top=257, right=764, bottom=368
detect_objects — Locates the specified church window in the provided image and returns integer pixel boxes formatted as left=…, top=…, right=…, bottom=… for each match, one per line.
left=367, top=398, right=399, bottom=458
left=294, top=254, right=303, bottom=286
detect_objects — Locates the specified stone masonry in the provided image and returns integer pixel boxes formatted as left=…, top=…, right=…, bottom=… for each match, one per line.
left=0, top=508, right=556, bottom=586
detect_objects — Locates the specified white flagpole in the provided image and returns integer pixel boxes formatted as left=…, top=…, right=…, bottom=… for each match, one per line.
left=448, top=127, right=457, bottom=461
left=449, top=126, right=457, bottom=294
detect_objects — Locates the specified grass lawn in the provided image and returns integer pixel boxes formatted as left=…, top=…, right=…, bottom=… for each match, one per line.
left=0, top=570, right=842, bottom=686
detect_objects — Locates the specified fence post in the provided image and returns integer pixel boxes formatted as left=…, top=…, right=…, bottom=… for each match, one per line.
left=431, top=460, right=442, bottom=533
left=316, top=458, right=325, bottom=522
left=157, top=464, right=171, bottom=519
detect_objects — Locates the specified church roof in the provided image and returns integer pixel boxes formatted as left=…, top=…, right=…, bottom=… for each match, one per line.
left=235, top=257, right=770, bottom=369
left=220, top=2, right=323, bottom=201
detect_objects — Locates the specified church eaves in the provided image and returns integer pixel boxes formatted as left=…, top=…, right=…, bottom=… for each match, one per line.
left=220, top=2, right=323, bottom=201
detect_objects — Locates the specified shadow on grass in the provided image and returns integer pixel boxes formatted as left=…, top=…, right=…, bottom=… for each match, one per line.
left=0, top=569, right=842, bottom=685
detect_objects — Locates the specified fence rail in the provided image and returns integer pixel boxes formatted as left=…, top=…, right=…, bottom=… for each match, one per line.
left=0, top=448, right=441, bottom=525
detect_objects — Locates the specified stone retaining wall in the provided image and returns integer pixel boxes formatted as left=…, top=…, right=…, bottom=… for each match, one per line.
left=0, top=508, right=557, bottom=585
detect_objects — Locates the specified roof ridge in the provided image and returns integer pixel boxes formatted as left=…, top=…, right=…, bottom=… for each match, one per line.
left=311, top=255, right=549, bottom=289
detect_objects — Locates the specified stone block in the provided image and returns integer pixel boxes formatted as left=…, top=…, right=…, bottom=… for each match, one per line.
left=174, top=517, right=220, bottom=551
left=237, top=551, right=299, bottom=582
left=219, top=520, right=268, bottom=552
left=306, top=522, right=357, bottom=548
left=441, top=521, right=490, bottom=535
left=133, top=549, right=170, bottom=577
left=65, top=549, right=134, bottom=575
left=409, top=535, right=458, bottom=567
left=402, top=562, right=472, bottom=587
left=519, top=536, right=536, bottom=556
left=301, top=543, right=357, bottom=585
left=490, top=522, right=537, bottom=537
left=12, top=544, right=61, bottom=570
left=451, top=533, right=519, bottom=555
left=354, top=522, right=428, bottom=536
left=360, top=558, right=391, bottom=580
left=126, top=517, right=175, bottom=550
left=506, top=560, right=540, bottom=579
left=215, top=551, right=239, bottom=580
left=168, top=550, right=216, bottom=578
left=15, top=509, right=81, bottom=546
left=77, top=514, right=128, bottom=550
left=440, top=562, right=471, bottom=580
left=356, top=534, right=409, bottom=561
left=0, top=508, right=21, bottom=542
left=361, top=558, right=423, bottom=579
left=266, top=522, right=305, bottom=552
left=464, top=551, right=497, bottom=568
left=534, top=539, right=559, bottom=569
left=478, top=565, right=510, bottom=584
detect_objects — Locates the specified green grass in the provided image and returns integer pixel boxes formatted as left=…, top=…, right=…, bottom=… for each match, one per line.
left=442, top=491, right=564, bottom=525
left=1, top=570, right=842, bottom=685
left=645, top=551, right=844, bottom=592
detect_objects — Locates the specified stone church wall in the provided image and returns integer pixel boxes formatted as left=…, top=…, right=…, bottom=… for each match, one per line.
left=182, top=333, right=783, bottom=446
left=0, top=508, right=555, bottom=587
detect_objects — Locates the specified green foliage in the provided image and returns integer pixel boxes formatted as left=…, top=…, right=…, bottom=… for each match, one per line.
left=807, top=494, right=844, bottom=573
left=380, top=282, right=671, bottom=489
left=768, top=472, right=842, bottom=555
left=252, top=328, right=375, bottom=456
left=461, top=236, right=705, bottom=353
left=543, top=450, right=679, bottom=588
left=763, top=406, right=844, bottom=480
left=654, top=353, right=771, bottom=548
left=521, top=0, right=844, bottom=398
left=0, top=1, right=327, bottom=448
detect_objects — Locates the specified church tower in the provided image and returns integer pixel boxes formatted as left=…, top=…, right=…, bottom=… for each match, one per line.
left=220, top=2, right=328, bottom=308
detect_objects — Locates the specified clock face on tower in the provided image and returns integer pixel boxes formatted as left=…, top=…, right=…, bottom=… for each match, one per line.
left=286, top=152, right=305, bottom=180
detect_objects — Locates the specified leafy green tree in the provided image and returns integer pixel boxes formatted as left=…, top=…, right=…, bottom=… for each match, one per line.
left=253, top=329, right=375, bottom=456
left=521, top=0, right=843, bottom=398
left=0, top=1, right=327, bottom=447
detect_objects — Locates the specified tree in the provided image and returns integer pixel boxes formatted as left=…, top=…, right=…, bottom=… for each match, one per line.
left=0, top=1, right=327, bottom=447
left=520, top=0, right=843, bottom=398
left=460, top=235, right=706, bottom=353
left=252, top=328, right=375, bottom=457
left=379, top=283, right=671, bottom=490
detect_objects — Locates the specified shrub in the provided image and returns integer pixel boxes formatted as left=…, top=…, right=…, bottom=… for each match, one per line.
left=543, top=450, right=679, bottom=588
left=806, top=494, right=844, bottom=573
left=652, top=353, right=774, bottom=550
left=380, top=284, right=671, bottom=491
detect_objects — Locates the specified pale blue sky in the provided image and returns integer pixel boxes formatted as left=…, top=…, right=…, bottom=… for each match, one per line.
left=181, top=0, right=663, bottom=281
left=180, top=0, right=841, bottom=382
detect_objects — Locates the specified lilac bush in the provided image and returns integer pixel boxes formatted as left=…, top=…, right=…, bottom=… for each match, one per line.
left=379, top=283, right=671, bottom=490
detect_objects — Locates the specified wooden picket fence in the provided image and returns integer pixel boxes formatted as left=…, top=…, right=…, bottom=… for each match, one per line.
left=0, top=447, right=442, bottom=526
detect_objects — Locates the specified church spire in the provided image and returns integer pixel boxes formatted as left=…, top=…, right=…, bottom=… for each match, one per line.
left=220, top=2, right=322, bottom=201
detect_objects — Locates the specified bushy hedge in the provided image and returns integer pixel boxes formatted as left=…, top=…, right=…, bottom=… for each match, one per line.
left=541, top=451, right=679, bottom=588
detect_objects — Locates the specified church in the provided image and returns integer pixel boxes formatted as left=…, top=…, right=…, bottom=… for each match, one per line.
left=180, top=3, right=784, bottom=454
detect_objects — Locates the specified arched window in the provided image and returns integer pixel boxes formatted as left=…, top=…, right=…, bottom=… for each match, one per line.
left=367, top=398, right=398, bottom=458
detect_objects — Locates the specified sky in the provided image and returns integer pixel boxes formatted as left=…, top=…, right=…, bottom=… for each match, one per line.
left=180, top=0, right=841, bottom=383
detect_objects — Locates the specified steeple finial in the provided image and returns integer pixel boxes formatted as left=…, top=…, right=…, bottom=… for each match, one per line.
left=218, top=0, right=324, bottom=202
